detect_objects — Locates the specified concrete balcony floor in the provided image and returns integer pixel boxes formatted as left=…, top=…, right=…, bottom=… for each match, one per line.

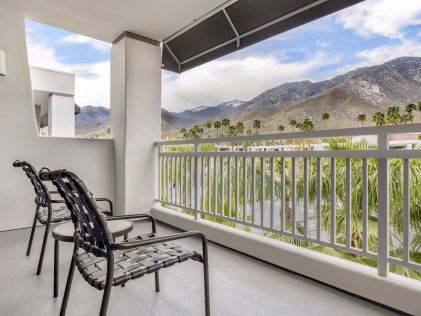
left=0, top=221, right=401, bottom=316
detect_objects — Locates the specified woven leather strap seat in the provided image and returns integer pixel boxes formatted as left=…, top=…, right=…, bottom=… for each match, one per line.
left=37, top=207, right=111, bottom=225
left=37, top=206, right=71, bottom=225
left=75, top=233, right=202, bottom=290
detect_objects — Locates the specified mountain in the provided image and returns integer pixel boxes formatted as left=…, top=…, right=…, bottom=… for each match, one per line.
left=162, top=57, right=421, bottom=135
left=161, top=100, right=245, bottom=134
left=75, top=106, right=111, bottom=138
left=76, top=57, right=421, bottom=138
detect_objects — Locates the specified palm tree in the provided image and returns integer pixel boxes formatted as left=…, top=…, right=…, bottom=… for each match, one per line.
left=189, top=125, right=204, bottom=139
left=289, top=119, right=297, bottom=132
left=179, top=128, right=188, bottom=139
left=386, top=106, right=401, bottom=125
left=297, top=118, right=315, bottom=132
left=227, top=125, right=237, bottom=137
left=213, top=121, right=222, bottom=136
left=321, top=112, right=330, bottom=128
left=373, top=112, right=385, bottom=126
left=221, top=118, right=231, bottom=133
left=236, top=122, right=245, bottom=135
left=401, top=112, right=414, bottom=124
left=277, top=125, right=285, bottom=132
left=406, top=103, right=417, bottom=113
left=253, top=120, right=261, bottom=134
left=356, top=114, right=367, bottom=127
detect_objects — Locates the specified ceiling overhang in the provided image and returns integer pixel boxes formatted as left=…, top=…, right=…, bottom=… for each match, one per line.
left=162, top=0, right=365, bottom=73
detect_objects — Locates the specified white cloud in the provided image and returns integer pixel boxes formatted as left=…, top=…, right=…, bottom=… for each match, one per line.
left=338, top=39, right=421, bottom=73
left=336, top=0, right=421, bottom=39
left=162, top=53, right=340, bottom=112
left=26, top=37, right=110, bottom=108
left=61, top=34, right=111, bottom=53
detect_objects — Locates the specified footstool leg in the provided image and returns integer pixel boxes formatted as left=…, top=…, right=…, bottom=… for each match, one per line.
left=54, top=239, right=59, bottom=298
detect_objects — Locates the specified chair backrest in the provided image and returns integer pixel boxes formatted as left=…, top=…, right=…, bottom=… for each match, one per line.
left=39, top=169, right=113, bottom=257
left=13, top=160, right=51, bottom=207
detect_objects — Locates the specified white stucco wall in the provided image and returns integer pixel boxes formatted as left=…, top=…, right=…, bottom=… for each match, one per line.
left=48, top=94, right=75, bottom=137
left=111, top=37, right=161, bottom=214
left=29, top=67, right=75, bottom=95
left=0, top=4, right=115, bottom=231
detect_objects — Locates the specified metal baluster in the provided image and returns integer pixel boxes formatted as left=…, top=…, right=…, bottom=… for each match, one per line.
left=292, top=157, right=296, bottom=235
left=270, top=157, right=274, bottom=230
left=362, top=158, right=368, bottom=253
left=330, top=158, right=336, bottom=245
left=377, top=132, right=389, bottom=277
left=214, top=157, right=217, bottom=215
left=235, top=157, right=239, bottom=221
left=201, top=155, right=204, bottom=211
left=194, top=146, right=199, bottom=220
left=316, top=158, right=322, bottom=241
left=261, top=158, right=265, bottom=227
left=346, top=158, right=352, bottom=249
left=221, top=157, right=224, bottom=217
left=304, top=157, right=309, bottom=238
left=184, top=156, right=187, bottom=207
left=243, top=157, right=247, bottom=223
left=280, top=158, right=285, bottom=233
left=252, top=157, right=256, bottom=225
left=228, top=157, right=232, bottom=219
left=403, top=159, right=410, bottom=263
left=175, top=157, right=178, bottom=205
left=208, top=157, right=211, bottom=213
left=170, top=157, right=174, bottom=203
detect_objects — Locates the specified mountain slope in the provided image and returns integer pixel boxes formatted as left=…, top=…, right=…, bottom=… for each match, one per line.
left=223, top=57, right=421, bottom=132
left=76, top=57, right=421, bottom=138
left=75, top=106, right=111, bottom=138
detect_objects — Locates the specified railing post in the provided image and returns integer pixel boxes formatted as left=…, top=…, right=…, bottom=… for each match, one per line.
left=194, top=143, right=199, bottom=220
left=377, top=132, right=389, bottom=277
left=156, top=143, right=162, bottom=204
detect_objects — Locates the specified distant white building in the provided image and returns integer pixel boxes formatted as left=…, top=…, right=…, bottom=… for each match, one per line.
left=352, top=133, right=421, bottom=149
left=30, top=66, right=79, bottom=137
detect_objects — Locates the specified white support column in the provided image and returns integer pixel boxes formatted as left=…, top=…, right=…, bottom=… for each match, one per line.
left=111, top=33, right=161, bottom=214
left=48, top=93, right=75, bottom=137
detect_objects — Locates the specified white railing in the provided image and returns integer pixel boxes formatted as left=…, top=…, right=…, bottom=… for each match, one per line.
left=156, top=124, right=421, bottom=277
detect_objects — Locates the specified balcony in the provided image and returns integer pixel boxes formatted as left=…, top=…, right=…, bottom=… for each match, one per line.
left=1, top=0, right=421, bottom=315
left=0, top=221, right=402, bottom=315
left=154, top=124, right=421, bottom=315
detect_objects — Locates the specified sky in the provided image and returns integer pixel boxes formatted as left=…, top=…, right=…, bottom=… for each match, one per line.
left=25, top=0, right=421, bottom=112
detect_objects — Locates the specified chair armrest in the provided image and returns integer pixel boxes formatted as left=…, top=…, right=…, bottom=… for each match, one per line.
left=95, top=198, right=113, bottom=216
left=111, top=231, right=206, bottom=251
left=106, top=214, right=156, bottom=233
left=49, top=200, right=66, bottom=204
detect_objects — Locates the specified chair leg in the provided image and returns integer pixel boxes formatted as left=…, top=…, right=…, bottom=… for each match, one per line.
left=155, top=271, right=160, bottom=292
left=99, top=254, right=114, bottom=316
left=36, top=205, right=52, bottom=275
left=54, top=239, right=59, bottom=298
left=59, top=255, right=75, bottom=316
left=26, top=205, right=39, bottom=256
left=36, top=221, right=50, bottom=275
left=202, top=238, right=210, bottom=316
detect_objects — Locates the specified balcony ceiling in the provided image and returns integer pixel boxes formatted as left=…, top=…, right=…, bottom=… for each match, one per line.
left=0, top=0, right=230, bottom=42
left=0, top=0, right=366, bottom=73
left=162, top=0, right=365, bottom=73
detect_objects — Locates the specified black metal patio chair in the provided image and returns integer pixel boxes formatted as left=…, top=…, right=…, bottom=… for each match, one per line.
left=39, top=169, right=210, bottom=316
left=13, top=160, right=113, bottom=275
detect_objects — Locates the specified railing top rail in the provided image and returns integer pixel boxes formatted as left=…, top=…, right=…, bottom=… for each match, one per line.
left=159, top=149, right=421, bottom=159
left=156, top=123, right=421, bottom=146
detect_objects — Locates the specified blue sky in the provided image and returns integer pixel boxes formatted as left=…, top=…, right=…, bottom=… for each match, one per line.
left=25, top=0, right=421, bottom=112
